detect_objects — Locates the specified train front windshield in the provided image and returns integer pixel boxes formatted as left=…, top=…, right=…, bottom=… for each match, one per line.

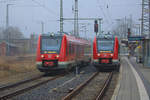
left=41, top=36, right=62, bottom=53
left=97, top=39, right=114, bottom=52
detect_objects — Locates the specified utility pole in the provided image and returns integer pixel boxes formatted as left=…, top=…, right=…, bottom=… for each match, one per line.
left=63, top=18, right=102, bottom=35
left=6, top=4, right=13, bottom=56
left=74, top=0, right=79, bottom=36
left=6, top=4, right=14, bottom=28
left=6, top=4, right=10, bottom=28
left=60, top=0, right=63, bottom=34
left=149, top=0, right=150, bottom=38
left=125, top=16, right=127, bottom=38
left=41, top=21, right=44, bottom=34
left=99, top=20, right=101, bottom=34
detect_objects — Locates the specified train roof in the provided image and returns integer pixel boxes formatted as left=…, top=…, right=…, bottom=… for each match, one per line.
left=96, top=34, right=117, bottom=40
left=40, top=33, right=91, bottom=45
left=40, top=33, right=63, bottom=37
left=65, top=34, right=91, bottom=45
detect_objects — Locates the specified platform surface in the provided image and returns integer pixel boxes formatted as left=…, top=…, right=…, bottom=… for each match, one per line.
left=114, top=57, right=150, bottom=100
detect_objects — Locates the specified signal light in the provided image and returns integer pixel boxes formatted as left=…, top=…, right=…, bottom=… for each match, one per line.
left=128, top=28, right=131, bottom=37
left=94, top=20, right=98, bottom=33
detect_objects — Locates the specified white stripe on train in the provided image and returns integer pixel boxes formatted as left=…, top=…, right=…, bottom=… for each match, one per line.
left=36, top=60, right=75, bottom=65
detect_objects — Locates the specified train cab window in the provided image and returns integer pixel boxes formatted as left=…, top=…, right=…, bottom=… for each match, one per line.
left=41, top=36, right=62, bottom=53
left=97, top=39, right=114, bottom=52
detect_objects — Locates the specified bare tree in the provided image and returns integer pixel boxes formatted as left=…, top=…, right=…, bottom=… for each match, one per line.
left=0, top=27, right=4, bottom=39
left=3, top=26, right=24, bottom=41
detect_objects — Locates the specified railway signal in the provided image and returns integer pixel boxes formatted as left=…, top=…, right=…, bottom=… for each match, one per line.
left=94, top=20, right=98, bottom=35
left=128, top=28, right=131, bottom=37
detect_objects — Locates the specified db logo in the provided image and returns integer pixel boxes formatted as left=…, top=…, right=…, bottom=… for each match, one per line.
left=48, top=55, right=51, bottom=58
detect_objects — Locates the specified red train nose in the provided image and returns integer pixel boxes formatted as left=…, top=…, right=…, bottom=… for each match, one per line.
left=101, top=59, right=109, bottom=63
left=44, top=62, right=54, bottom=66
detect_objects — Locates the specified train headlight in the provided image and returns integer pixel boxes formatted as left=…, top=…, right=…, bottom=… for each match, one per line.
left=110, top=54, right=113, bottom=57
left=56, top=55, right=59, bottom=58
left=41, top=55, right=44, bottom=58
left=97, top=54, right=100, bottom=56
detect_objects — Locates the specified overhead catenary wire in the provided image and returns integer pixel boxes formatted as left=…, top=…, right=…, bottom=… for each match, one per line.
left=0, top=0, right=59, bottom=18
left=0, top=0, right=18, bottom=3
left=105, top=0, right=114, bottom=30
left=31, top=0, right=59, bottom=17
left=97, top=0, right=131, bottom=32
left=97, top=0, right=113, bottom=32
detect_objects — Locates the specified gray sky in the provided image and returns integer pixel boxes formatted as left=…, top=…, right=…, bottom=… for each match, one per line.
left=0, top=0, right=141, bottom=38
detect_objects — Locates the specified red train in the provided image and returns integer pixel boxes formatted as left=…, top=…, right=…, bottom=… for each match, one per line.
left=36, top=33, right=91, bottom=73
left=93, top=35, right=120, bottom=71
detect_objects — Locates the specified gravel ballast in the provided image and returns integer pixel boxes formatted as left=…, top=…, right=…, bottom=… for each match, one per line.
left=12, top=65, right=97, bottom=100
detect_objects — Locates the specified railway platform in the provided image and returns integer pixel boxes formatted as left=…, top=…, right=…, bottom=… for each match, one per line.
left=112, top=57, right=150, bottom=100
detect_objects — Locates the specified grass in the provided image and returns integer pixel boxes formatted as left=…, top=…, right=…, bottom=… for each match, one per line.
left=0, top=55, right=38, bottom=79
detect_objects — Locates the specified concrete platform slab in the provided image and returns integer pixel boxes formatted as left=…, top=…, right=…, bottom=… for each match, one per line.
left=116, top=57, right=140, bottom=100
left=112, top=57, right=150, bottom=100
left=129, top=57, right=150, bottom=99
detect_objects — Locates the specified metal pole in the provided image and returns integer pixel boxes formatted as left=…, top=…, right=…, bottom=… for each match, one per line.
left=41, top=21, right=44, bottom=34
left=6, top=4, right=13, bottom=28
left=6, top=4, right=11, bottom=56
left=98, top=19, right=101, bottom=34
left=125, top=16, right=127, bottom=38
left=85, top=25, right=87, bottom=38
left=149, top=0, right=150, bottom=38
left=60, top=0, right=63, bottom=34
left=74, top=0, right=79, bottom=37
left=139, top=24, right=141, bottom=36
left=141, top=0, right=144, bottom=36
left=76, top=0, right=79, bottom=36
left=6, top=4, right=9, bottom=28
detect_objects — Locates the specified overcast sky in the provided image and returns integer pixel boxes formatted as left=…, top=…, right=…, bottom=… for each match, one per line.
left=0, top=0, right=141, bottom=38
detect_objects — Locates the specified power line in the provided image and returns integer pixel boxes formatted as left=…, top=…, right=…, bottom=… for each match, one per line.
left=0, top=0, right=18, bottom=3
left=98, top=5, right=109, bottom=24
left=97, top=3, right=114, bottom=31
left=0, top=0, right=59, bottom=17
left=31, top=0, right=59, bottom=17
left=97, top=0, right=122, bottom=31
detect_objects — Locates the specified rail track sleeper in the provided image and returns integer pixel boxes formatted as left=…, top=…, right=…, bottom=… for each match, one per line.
left=95, top=72, right=113, bottom=100
left=0, top=75, right=62, bottom=100
left=0, top=75, right=43, bottom=91
left=62, top=72, right=99, bottom=100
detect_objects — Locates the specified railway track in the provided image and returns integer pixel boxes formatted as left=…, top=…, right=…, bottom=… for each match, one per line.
left=0, top=74, right=44, bottom=91
left=62, top=72, right=113, bottom=100
left=0, top=74, right=63, bottom=100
